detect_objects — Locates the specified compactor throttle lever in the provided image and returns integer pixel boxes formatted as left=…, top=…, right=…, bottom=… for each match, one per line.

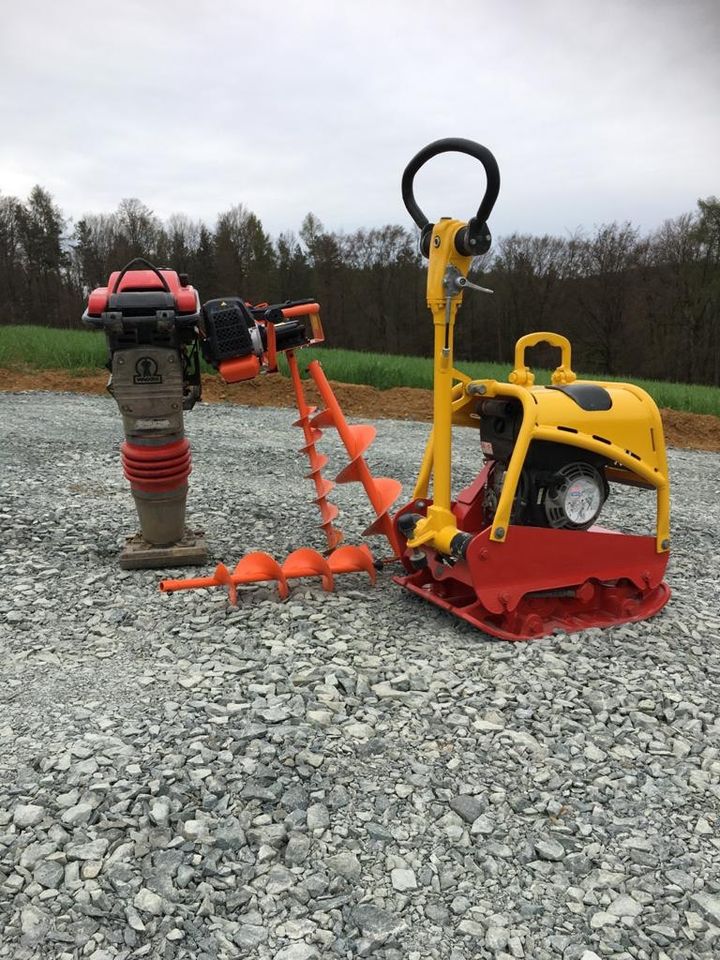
left=443, top=266, right=494, bottom=297
left=456, top=275, right=493, bottom=295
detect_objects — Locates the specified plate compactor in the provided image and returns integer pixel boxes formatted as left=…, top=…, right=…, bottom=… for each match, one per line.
left=391, top=138, right=671, bottom=639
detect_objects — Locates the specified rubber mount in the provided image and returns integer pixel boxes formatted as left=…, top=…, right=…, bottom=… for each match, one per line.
left=121, top=438, right=192, bottom=492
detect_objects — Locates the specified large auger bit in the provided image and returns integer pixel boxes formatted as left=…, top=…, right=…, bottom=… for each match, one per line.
left=307, top=360, right=403, bottom=557
left=287, top=351, right=343, bottom=550
left=159, top=544, right=376, bottom=606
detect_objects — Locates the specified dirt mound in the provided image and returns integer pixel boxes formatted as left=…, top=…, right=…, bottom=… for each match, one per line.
left=657, top=408, right=720, bottom=453
left=2, top=366, right=719, bottom=452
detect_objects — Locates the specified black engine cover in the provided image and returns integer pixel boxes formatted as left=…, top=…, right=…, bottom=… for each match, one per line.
left=201, top=298, right=255, bottom=365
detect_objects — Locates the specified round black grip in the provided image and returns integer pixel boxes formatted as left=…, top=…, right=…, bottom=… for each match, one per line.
left=401, top=137, right=500, bottom=231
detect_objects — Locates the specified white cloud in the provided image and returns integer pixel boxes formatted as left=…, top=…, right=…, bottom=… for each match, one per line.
left=1, top=0, right=717, bottom=236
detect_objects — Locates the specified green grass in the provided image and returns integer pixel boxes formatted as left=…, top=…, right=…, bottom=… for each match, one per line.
left=284, top=349, right=720, bottom=416
left=2, top=324, right=719, bottom=417
left=0, top=325, right=110, bottom=370
left=278, top=348, right=516, bottom=389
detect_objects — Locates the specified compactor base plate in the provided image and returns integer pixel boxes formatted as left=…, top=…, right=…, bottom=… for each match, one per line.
left=394, top=572, right=670, bottom=641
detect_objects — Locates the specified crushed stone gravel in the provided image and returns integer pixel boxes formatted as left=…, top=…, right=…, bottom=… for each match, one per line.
left=0, top=390, right=719, bottom=960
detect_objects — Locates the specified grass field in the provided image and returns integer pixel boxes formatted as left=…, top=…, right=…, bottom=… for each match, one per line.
left=2, top=324, right=719, bottom=417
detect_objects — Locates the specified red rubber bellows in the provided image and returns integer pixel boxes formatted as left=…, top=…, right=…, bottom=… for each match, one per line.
left=121, top=438, right=192, bottom=493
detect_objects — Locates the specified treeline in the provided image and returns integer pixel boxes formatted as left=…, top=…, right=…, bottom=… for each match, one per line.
left=1, top=187, right=719, bottom=384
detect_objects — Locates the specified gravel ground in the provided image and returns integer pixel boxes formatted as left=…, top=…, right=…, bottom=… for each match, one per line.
left=1, top=390, right=719, bottom=960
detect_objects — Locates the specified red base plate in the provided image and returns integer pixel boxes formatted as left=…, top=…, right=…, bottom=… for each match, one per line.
left=394, top=570, right=670, bottom=641
left=393, top=499, right=671, bottom=641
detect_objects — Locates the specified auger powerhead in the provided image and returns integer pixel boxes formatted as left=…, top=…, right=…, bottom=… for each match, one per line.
left=83, top=258, right=207, bottom=568
left=200, top=297, right=324, bottom=381
left=393, top=138, right=671, bottom=640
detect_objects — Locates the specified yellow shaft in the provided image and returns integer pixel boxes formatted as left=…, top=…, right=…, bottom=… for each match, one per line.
left=406, top=218, right=474, bottom=555
left=432, top=309, right=455, bottom=510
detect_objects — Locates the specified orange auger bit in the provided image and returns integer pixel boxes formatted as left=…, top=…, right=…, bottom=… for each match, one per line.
left=327, top=544, right=377, bottom=580
left=307, top=360, right=403, bottom=557
left=286, top=351, right=343, bottom=550
left=283, top=547, right=335, bottom=591
left=159, top=545, right=376, bottom=605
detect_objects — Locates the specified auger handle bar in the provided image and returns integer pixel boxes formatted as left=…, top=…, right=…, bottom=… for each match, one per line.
left=401, top=137, right=500, bottom=258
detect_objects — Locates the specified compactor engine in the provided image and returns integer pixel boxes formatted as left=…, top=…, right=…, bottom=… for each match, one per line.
left=477, top=398, right=609, bottom=532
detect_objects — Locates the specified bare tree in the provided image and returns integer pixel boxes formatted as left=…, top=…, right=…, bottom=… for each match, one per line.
left=574, top=222, right=646, bottom=374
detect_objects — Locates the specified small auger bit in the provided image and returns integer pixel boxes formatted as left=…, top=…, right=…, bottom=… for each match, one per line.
left=159, top=545, right=376, bottom=606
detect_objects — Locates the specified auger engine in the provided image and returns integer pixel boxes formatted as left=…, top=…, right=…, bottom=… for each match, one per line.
left=200, top=297, right=322, bottom=381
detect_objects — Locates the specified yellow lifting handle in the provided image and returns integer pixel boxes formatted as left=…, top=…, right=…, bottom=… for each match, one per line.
left=509, top=332, right=577, bottom=387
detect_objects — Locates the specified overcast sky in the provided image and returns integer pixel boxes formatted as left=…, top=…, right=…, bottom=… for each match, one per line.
left=1, top=0, right=718, bottom=240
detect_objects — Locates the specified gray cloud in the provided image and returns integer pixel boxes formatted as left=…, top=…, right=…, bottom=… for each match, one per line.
left=1, top=0, right=718, bottom=237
